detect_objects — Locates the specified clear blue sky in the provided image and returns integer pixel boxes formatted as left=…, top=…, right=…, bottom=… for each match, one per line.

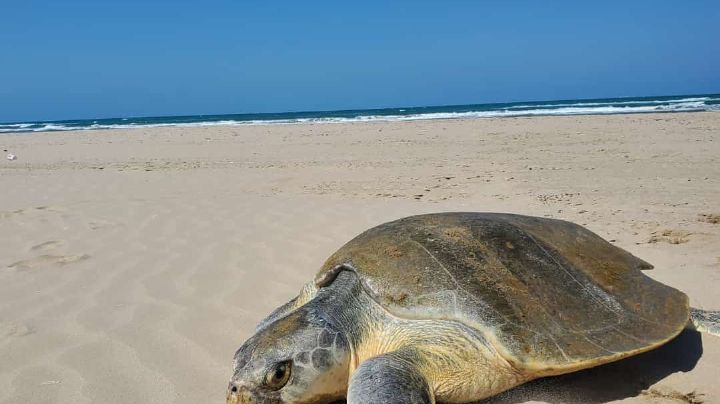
left=1, top=0, right=719, bottom=122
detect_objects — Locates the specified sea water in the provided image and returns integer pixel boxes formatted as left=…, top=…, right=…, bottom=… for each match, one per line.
left=2, top=94, right=719, bottom=134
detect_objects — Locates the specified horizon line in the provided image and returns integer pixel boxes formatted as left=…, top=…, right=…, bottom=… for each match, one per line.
left=2, top=91, right=719, bottom=125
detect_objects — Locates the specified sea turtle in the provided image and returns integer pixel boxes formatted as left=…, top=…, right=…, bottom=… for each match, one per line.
left=227, top=213, right=719, bottom=403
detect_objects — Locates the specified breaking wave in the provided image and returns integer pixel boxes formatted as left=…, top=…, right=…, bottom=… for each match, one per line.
left=2, top=94, right=719, bottom=134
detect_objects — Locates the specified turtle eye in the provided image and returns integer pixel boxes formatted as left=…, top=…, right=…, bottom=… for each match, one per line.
left=264, top=360, right=292, bottom=390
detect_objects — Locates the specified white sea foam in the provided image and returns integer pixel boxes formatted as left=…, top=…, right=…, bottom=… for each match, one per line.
left=505, top=96, right=715, bottom=110
left=2, top=97, right=718, bottom=133
left=0, top=124, right=70, bottom=133
left=0, top=123, right=34, bottom=130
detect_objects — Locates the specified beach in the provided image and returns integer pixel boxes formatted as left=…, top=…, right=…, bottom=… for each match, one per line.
left=1, top=111, right=719, bottom=403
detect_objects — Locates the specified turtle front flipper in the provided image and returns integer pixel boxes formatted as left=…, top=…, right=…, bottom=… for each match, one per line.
left=348, top=348, right=434, bottom=404
left=689, top=307, right=720, bottom=337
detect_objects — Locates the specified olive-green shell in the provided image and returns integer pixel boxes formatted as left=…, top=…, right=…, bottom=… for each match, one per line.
left=318, top=213, right=689, bottom=373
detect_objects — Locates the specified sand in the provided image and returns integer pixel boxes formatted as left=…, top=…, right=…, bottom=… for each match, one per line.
left=1, top=112, right=719, bottom=403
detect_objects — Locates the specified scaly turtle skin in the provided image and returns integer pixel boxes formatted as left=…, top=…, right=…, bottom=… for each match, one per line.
left=227, top=213, right=719, bottom=404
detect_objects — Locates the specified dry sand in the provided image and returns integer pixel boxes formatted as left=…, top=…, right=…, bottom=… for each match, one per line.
left=1, top=112, right=719, bottom=403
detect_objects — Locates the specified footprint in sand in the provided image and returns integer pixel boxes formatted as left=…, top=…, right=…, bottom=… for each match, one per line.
left=0, top=206, right=65, bottom=219
left=640, top=388, right=704, bottom=403
left=647, top=229, right=691, bottom=245
left=88, top=219, right=116, bottom=230
left=29, top=240, right=66, bottom=252
left=698, top=213, right=720, bottom=224
left=7, top=254, right=90, bottom=271
left=0, top=321, right=34, bottom=337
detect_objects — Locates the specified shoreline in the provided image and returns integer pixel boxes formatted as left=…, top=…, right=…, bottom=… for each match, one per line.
left=2, top=93, right=718, bottom=134
left=0, top=110, right=718, bottom=138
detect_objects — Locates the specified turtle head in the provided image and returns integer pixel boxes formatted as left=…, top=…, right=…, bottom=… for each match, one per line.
left=227, top=308, right=350, bottom=403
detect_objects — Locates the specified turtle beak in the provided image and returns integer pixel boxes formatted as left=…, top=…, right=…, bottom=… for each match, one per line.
left=226, top=381, right=252, bottom=404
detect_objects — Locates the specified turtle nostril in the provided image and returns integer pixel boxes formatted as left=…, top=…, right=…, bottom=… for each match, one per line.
left=230, top=385, right=238, bottom=393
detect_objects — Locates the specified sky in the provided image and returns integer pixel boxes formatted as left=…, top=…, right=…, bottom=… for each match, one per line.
left=1, top=0, right=719, bottom=122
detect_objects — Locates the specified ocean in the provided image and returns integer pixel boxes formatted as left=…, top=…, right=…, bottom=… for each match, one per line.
left=1, top=94, right=719, bottom=134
